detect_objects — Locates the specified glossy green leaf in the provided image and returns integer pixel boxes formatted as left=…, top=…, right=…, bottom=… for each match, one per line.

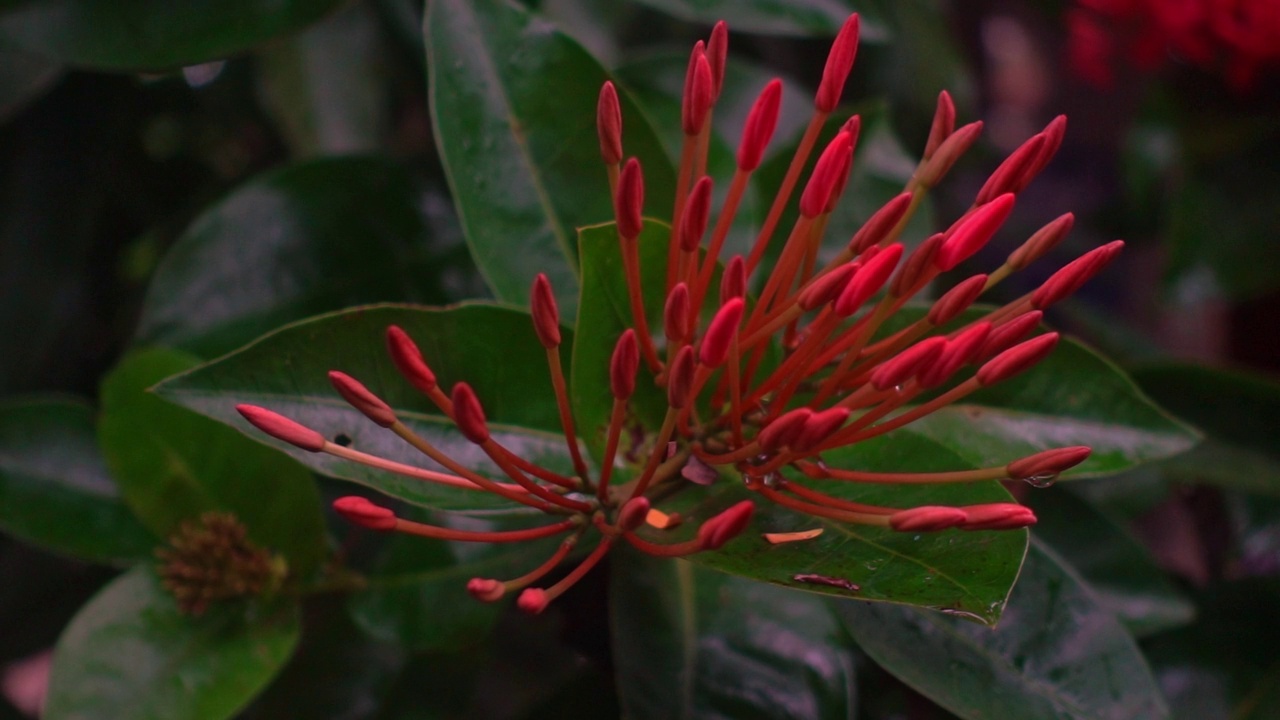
left=0, top=397, right=154, bottom=563
left=135, top=157, right=477, bottom=359
left=350, top=516, right=567, bottom=651
left=44, top=566, right=300, bottom=720
left=630, top=0, right=888, bottom=39
left=837, top=544, right=1170, bottom=720
left=1029, top=488, right=1194, bottom=637
left=643, top=431, right=1026, bottom=624
left=611, top=551, right=856, bottom=719
left=425, top=0, right=675, bottom=317
left=0, top=0, right=343, bottom=70
left=99, top=348, right=327, bottom=576
left=155, top=304, right=581, bottom=515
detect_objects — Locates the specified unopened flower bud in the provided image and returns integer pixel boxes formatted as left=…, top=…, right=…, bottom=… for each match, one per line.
left=977, top=311, right=1043, bottom=360
left=823, top=126, right=857, bottom=214
left=1006, top=446, right=1091, bottom=480
left=976, top=333, right=1059, bottom=386
left=869, top=336, right=947, bottom=391
left=700, top=298, right=745, bottom=368
left=682, top=45, right=714, bottom=135
left=680, top=177, right=713, bottom=252
left=1007, top=213, right=1074, bottom=271
left=667, top=346, right=696, bottom=409
left=706, top=21, right=728, bottom=98
left=530, top=273, right=561, bottom=349
left=792, top=407, right=850, bottom=452
left=615, top=158, right=645, bottom=240
left=236, top=404, right=326, bottom=452
left=889, top=506, right=967, bottom=532
left=1031, top=240, right=1124, bottom=310
left=800, top=131, right=854, bottom=218
left=610, top=329, right=640, bottom=400
left=961, top=503, right=1037, bottom=530
left=737, top=79, right=782, bottom=171
left=517, top=587, right=549, bottom=614
left=850, top=191, right=913, bottom=254
left=450, top=382, right=490, bottom=444
left=386, top=325, right=437, bottom=395
left=815, top=14, right=860, bottom=112
left=720, top=255, right=746, bottom=304
left=329, top=371, right=397, bottom=428
left=467, top=577, right=506, bottom=602
left=664, top=283, right=691, bottom=343
left=918, top=121, right=983, bottom=187
left=935, top=194, right=1016, bottom=271
left=333, top=496, right=397, bottom=531
left=928, top=274, right=988, bottom=326
left=890, top=233, right=943, bottom=297
left=1018, top=115, right=1066, bottom=191
left=974, top=134, right=1046, bottom=205
left=757, top=407, right=813, bottom=452
left=918, top=322, right=990, bottom=388
left=597, top=81, right=623, bottom=165
left=798, top=262, right=859, bottom=311
left=619, top=497, right=651, bottom=532
left=834, top=243, right=903, bottom=316
left=923, top=90, right=956, bottom=160
left=697, top=500, right=755, bottom=549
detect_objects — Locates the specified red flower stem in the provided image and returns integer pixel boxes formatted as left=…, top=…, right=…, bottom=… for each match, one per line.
left=745, top=110, right=830, bottom=274
left=622, top=531, right=703, bottom=557
left=479, top=439, right=594, bottom=512
left=795, top=460, right=1007, bottom=484
left=739, top=302, right=806, bottom=351
left=539, top=536, right=616, bottom=603
left=833, top=379, right=980, bottom=447
left=628, top=408, right=680, bottom=500
left=489, top=442, right=578, bottom=491
left=692, top=439, right=762, bottom=464
left=694, top=116, right=713, bottom=183
left=982, top=294, right=1033, bottom=326
left=504, top=535, right=579, bottom=591
left=779, top=480, right=896, bottom=514
left=753, top=483, right=891, bottom=526
left=689, top=168, right=751, bottom=322
left=392, top=517, right=578, bottom=543
left=751, top=216, right=813, bottom=321
left=596, top=397, right=628, bottom=504
left=667, top=138, right=698, bottom=292
left=545, top=347, right=592, bottom=484
left=620, top=235, right=664, bottom=373
left=809, top=301, right=892, bottom=406
left=606, top=163, right=620, bottom=200
left=818, top=385, right=920, bottom=449
left=727, top=333, right=744, bottom=444
left=758, top=311, right=842, bottom=417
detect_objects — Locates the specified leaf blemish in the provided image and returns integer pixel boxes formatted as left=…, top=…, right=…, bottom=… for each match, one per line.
left=793, top=573, right=860, bottom=592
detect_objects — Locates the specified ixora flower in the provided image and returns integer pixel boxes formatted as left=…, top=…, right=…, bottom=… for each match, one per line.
left=237, top=14, right=1115, bottom=614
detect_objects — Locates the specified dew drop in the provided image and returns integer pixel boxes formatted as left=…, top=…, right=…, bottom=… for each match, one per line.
left=1023, top=472, right=1058, bottom=488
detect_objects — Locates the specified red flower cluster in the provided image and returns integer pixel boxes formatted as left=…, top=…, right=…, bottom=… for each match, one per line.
left=238, top=14, right=1115, bottom=613
left=1067, top=0, right=1280, bottom=90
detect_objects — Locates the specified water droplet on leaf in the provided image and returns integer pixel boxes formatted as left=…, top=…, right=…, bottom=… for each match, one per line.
left=1023, top=473, right=1057, bottom=488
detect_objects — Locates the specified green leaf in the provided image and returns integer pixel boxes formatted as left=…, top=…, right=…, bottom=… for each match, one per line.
left=44, top=566, right=300, bottom=720
left=630, top=0, right=888, bottom=39
left=155, top=304, right=580, bottom=515
left=0, top=0, right=345, bottom=70
left=350, top=516, right=567, bottom=651
left=837, top=544, right=1170, bottom=720
left=135, top=157, right=476, bottom=358
left=99, top=348, right=327, bottom=576
left=0, top=396, right=154, bottom=563
left=0, top=46, right=60, bottom=124
left=644, top=431, right=1027, bottom=624
left=611, top=551, right=856, bottom=719
left=425, top=0, right=675, bottom=317
left=1028, top=488, right=1194, bottom=637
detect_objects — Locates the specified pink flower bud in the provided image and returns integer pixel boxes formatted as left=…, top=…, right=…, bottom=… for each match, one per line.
left=977, top=311, right=1042, bottom=360
left=610, top=329, right=640, bottom=400
left=466, top=578, right=505, bottom=602
left=927, top=274, right=988, bottom=326
left=664, top=283, right=691, bottom=344
left=680, top=176, right=714, bottom=252
left=798, top=262, right=859, bottom=311
left=517, top=587, right=549, bottom=614
left=889, top=506, right=967, bottom=532
left=1007, top=213, right=1074, bottom=271
left=737, top=79, right=782, bottom=171
left=1006, top=446, right=1092, bottom=480
left=682, top=45, right=714, bottom=136
left=757, top=407, right=814, bottom=452
left=667, top=345, right=696, bottom=409
left=961, top=503, right=1037, bottom=530
left=923, top=90, right=956, bottom=160
left=918, top=121, right=983, bottom=187
left=329, top=371, right=397, bottom=428
left=450, top=382, right=490, bottom=444
left=1031, top=240, right=1124, bottom=310
left=706, top=21, right=728, bottom=98
left=834, top=243, right=903, bottom=316
left=815, top=14, right=860, bottom=112
left=918, top=322, right=990, bottom=388
left=823, top=122, right=858, bottom=214
left=597, top=81, right=623, bottom=165
left=720, top=255, right=746, bottom=304
left=386, top=326, right=437, bottom=395
left=889, top=233, right=943, bottom=296
left=236, top=404, right=326, bottom=452
left=869, top=336, right=948, bottom=391
left=697, top=500, right=755, bottom=550
left=976, top=333, right=1059, bottom=386
left=615, top=158, right=645, bottom=240
left=800, top=131, right=854, bottom=218
left=530, top=273, right=561, bottom=349
left=700, top=298, right=745, bottom=368
left=850, top=191, right=913, bottom=254
left=1017, top=115, right=1066, bottom=191
left=333, top=496, right=397, bottom=531
left=974, top=134, right=1046, bottom=205
left=935, top=194, right=1016, bottom=271
left=792, top=407, right=851, bottom=452
left=619, top=496, right=651, bottom=532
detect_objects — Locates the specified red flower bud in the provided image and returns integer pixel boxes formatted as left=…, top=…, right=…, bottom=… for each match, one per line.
left=697, top=500, right=755, bottom=549
left=450, top=382, right=490, bottom=444
left=517, top=587, right=549, bottom=615
left=329, top=371, right=397, bottom=428
left=1006, top=446, right=1092, bottom=481
left=1018, top=115, right=1066, bottom=191
left=757, top=407, right=814, bottom=452
left=615, top=158, right=645, bottom=240
left=1007, top=213, right=1074, bottom=271
left=680, top=176, right=714, bottom=252
left=976, top=333, right=1059, bottom=386
left=597, top=81, right=623, bottom=165
left=664, top=283, right=691, bottom=344
left=700, top=298, right=745, bottom=368
left=610, top=329, right=640, bottom=400
left=927, top=274, right=988, bottom=326
left=720, top=255, right=747, bottom=304
left=889, top=233, right=943, bottom=296
left=800, top=131, right=854, bottom=218
left=869, top=336, right=948, bottom=391
left=236, top=404, right=326, bottom=452
left=737, top=79, right=782, bottom=171
left=889, top=506, right=967, bottom=532
left=467, top=577, right=505, bottom=602
left=923, top=90, right=956, bottom=159
left=667, top=346, right=696, bottom=409
left=918, top=121, right=983, bottom=187
left=850, top=191, right=913, bottom=254
left=834, top=243, right=903, bottom=316
left=1032, top=240, right=1124, bottom=310
left=823, top=122, right=858, bottom=214
left=530, top=273, right=561, bottom=349
left=798, top=262, right=859, bottom=311
left=619, top=496, right=651, bottom=532
left=974, top=134, right=1046, bottom=205
left=792, top=407, right=851, bottom=452
left=706, top=21, right=728, bottom=98
left=815, top=13, right=860, bottom=112
left=918, top=322, right=990, bottom=388
left=386, top=325, right=437, bottom=395
left=977, top=311, right=1042, bottom=360
left=682, top=45, right=714, bottom=136
left=935, top=194, right=1016, bottom=272
left=961, top=503, right=1037, bottom=530
left=333, top=496, right=397, bottom=531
